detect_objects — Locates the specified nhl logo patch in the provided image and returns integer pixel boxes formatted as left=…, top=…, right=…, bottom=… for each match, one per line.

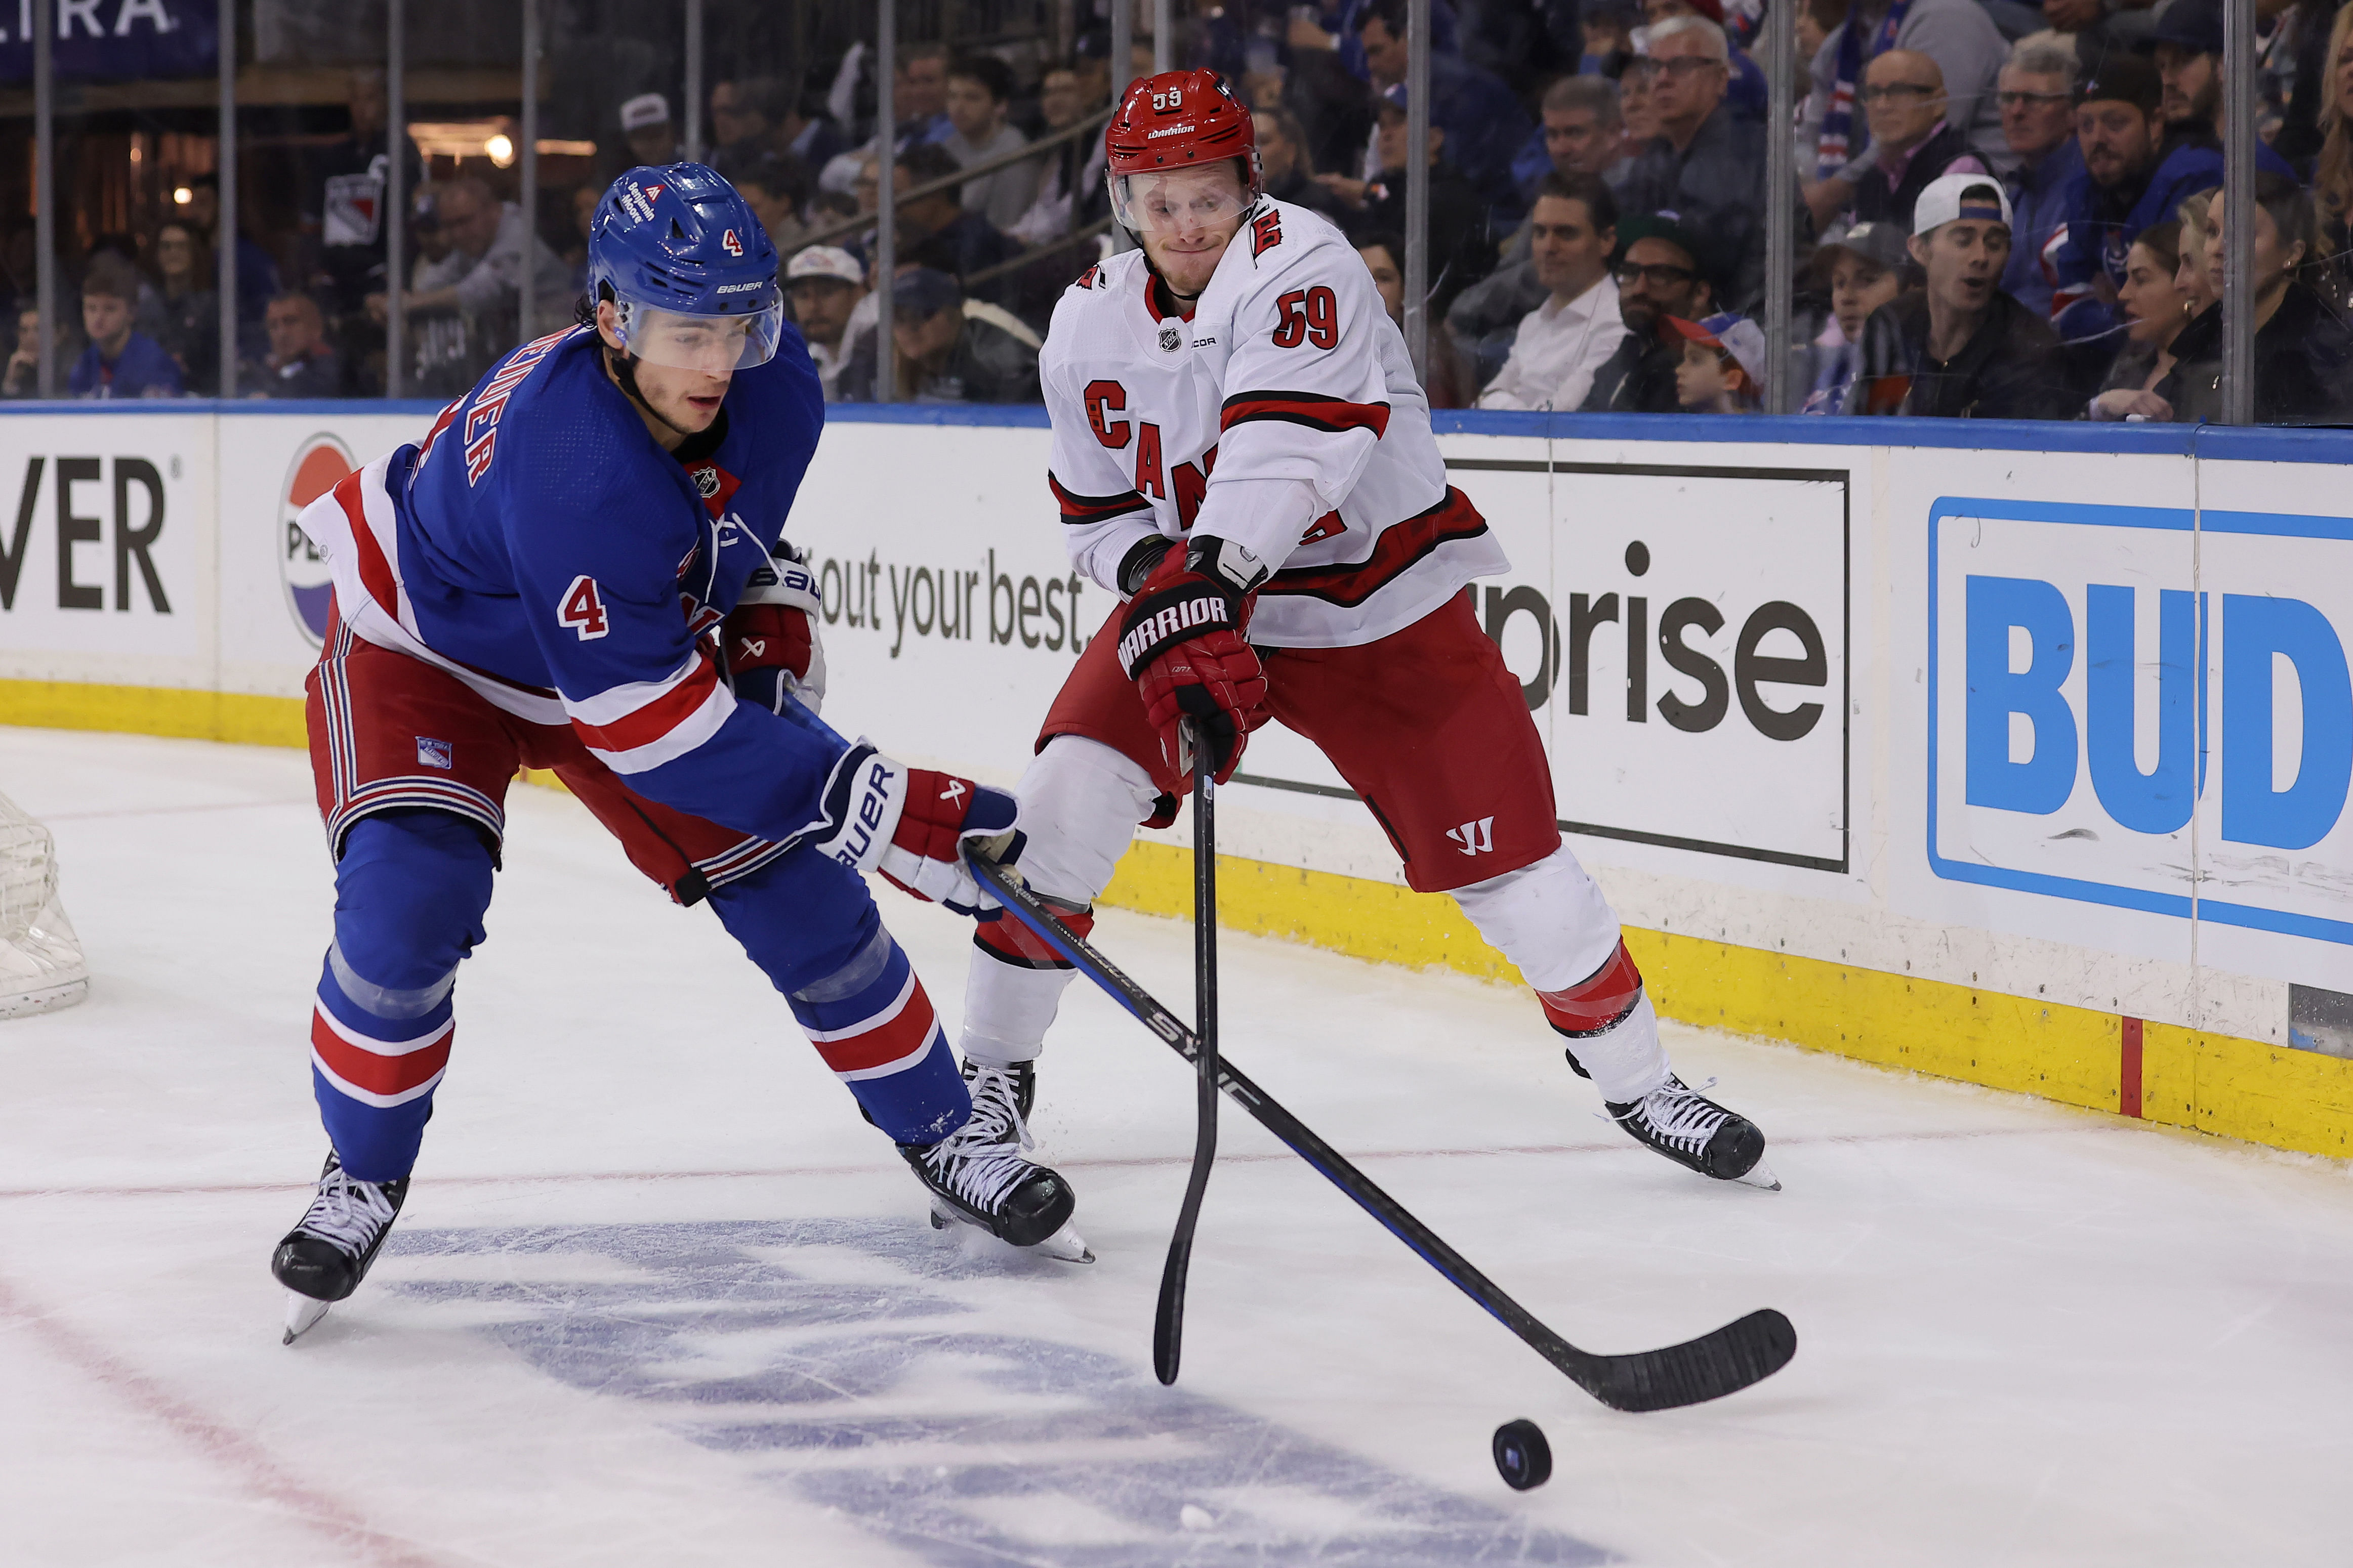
left=1158, top=324, right=1182, bottom=353
left=692, top=465, right=722, bottom=499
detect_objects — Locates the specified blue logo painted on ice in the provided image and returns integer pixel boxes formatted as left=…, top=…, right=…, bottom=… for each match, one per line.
left=1928, top=498, right=2353, bottom=947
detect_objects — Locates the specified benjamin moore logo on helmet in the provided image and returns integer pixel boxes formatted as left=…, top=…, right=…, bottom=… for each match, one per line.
left=618, top=182, right=662, bottom=225
left=280, top=433, right=356, bottom=649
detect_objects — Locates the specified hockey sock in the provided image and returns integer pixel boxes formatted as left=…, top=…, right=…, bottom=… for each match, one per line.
left=785, top=925, right=970, bottom=1145
left=311, top=810, right=494, bottom=1182
left=1451, top=846, right=1672, bottom=1104
left=959, top=736, right=1158, bottom=1067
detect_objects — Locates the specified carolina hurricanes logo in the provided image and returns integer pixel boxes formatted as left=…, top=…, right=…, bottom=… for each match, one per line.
left=722, top=228, right=744, bottom=257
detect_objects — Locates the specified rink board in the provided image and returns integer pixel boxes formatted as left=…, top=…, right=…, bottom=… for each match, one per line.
left=1, top=402, right=2348, bottom=1156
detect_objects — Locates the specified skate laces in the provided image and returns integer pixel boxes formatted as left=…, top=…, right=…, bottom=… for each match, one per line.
left=925, top=1066, right=1038, bottom=1211
left=297, top=1162, right=398, bottom=1258
left=1610, top=1075, right=1727, bottom=1157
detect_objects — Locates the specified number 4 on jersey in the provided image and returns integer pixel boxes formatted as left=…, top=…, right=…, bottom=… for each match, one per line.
left=559, top=574, right=611, bottom=640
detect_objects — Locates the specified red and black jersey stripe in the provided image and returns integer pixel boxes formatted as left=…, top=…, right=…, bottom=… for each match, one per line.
left=1049, top=472, right=1151, bottom=527
left=1219, top=390, right=1391, bottom=438
left=1261, top=487, right=1489, bottom=608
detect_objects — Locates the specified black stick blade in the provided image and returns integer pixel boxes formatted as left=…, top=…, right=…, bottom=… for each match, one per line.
left=1152, top=1236, right=1194, bottom=1384
left=1570, top=1308, right=1798, bottom=1413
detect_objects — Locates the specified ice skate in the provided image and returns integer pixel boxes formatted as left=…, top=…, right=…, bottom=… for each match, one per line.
left=271, top=1150, right=410, bottom=1342
left=1601, top=1068, right=1780, bottom=1190
left=909, top=1059, right=1091, bottom=1261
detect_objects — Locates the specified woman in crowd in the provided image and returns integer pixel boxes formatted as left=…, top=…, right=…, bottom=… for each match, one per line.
left=2176, top=191, right=2220, bottom=318
left=2087, top=222, right=2193, bottom=420
left=2165, top=173, right=2352, bottom=423
left=2306, top=2, right=2353, bottom=314
left=140, top=222, right=219, bottom=396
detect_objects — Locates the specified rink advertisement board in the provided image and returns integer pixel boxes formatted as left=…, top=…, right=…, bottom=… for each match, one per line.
left=5, top=403, right=2351, bottom=1052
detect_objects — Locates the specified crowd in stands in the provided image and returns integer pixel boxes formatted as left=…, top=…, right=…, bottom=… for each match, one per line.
left=9, top=0, right=2353, bottom=422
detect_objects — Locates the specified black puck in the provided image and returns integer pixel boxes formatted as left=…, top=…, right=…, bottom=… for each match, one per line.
left=1492, top=1418, right=1551, bottom=1491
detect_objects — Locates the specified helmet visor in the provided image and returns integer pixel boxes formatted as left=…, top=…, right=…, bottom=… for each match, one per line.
left=1107, top=168, right=1253, bottom=235
left=615, top=298, right=786, bottom=372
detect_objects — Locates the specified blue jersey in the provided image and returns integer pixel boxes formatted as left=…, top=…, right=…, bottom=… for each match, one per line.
left=306, top=324, right=843, bottom=846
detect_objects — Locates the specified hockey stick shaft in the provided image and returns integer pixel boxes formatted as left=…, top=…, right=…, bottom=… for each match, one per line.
left=1151, top=743, right=1219, bottom=1385
left=963, top=847, right=1798, bottom=1413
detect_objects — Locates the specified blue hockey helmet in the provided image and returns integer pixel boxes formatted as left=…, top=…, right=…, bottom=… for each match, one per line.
left=587, top=163, right=785, bottom=372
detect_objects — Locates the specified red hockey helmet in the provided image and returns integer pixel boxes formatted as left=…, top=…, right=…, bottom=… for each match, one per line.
left=1103, top=69, right=1262, bottom=234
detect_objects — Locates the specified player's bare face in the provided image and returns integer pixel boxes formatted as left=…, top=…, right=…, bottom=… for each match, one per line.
left=1127, top=164, right=1251, bottom=303
left=597, top=300, right=732, bottom=448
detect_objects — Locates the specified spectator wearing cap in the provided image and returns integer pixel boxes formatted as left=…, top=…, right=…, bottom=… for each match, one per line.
left=2141, top=0, right=2300, bottom=169
left=70, top=259, right=182, bottom=399
left=1665, top=311, right=1765, bottom=411
left=1857, top=173, right=2071, bottom=418
left=245, top=292, right=342, bottom=399
left=1996, top=42, right=2086, bottom=318
left=786, top=246, right=868, bottom=402
left=1353, top=0, right=1532, bottom=208
left=1617, top=16, right=1769, bottom=308
left=1802, top=0, right=2007, bottom=191
left=893, top=143, right=1028, bottom=316
left=1579, top=210, right=1718, bottom=410
left=1803, top=220, right=1913, bottom=412
left=942, top=55, right=1039, bottom=233
left=1322, top=87, right=1498, bottom=317
left=848, top=267, right=1041, bottom=404
left=1642, top=0, right=1771, bottom=120
left=1478, top=173, right=1629, bottom=409
left=620, top=94, right=678, bottom=169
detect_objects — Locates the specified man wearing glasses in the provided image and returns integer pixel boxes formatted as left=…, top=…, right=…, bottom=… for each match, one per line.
left=1846, top=51, right=1989, bottom=233
left=1617, top=15, right=1767, bottom=307
left=1995, top=43, right=2085, bottom=317
left=1579, top=211, right=1719, bottom=411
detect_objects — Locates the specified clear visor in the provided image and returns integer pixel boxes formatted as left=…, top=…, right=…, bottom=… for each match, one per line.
left=1107, top=169, right=1253, bottom=235
left=613, top=297, right=786, bottom=373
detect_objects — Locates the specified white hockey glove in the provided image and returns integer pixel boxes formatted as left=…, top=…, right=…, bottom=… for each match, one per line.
left=806, top=742, right=1024, bottom=918
left=725, top=542, right=827, bottom=715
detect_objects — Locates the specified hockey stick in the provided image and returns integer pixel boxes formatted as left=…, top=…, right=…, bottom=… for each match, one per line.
left=962, top=848, right=1799, bottom=1414
left=1151, top=738, right=1219, bottom=1385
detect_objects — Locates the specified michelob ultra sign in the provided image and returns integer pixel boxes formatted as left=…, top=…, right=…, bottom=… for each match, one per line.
left=1929, top=497, right=2352, bottom=950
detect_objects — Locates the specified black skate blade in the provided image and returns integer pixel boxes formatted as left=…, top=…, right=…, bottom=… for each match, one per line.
left=282, top=1293, right=331, bottom=1345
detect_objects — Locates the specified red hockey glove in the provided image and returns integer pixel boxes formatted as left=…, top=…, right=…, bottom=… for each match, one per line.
left=725, top=543, right=826, bottom=715
left=807, top=742, right=1024, bottom=918
left=1116, top=537, right=1271, bottom=785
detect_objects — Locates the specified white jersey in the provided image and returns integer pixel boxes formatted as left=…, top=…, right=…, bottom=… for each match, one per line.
left=1039, top=199, right=1509, bottom=648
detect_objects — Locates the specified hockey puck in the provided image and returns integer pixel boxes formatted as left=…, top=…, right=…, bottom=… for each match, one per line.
left=1492, top=1418, right=1552, bottom=1491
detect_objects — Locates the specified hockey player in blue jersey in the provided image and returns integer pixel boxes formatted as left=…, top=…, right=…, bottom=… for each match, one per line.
left=271, top=164, right=1084, bottom=1343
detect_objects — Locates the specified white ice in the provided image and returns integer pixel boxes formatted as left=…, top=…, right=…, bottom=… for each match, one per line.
left=4, top=726, right=2352, bottom=1567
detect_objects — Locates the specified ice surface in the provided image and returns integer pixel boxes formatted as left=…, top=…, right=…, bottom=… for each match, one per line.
left=4, top=727, right=2353, bottom=1566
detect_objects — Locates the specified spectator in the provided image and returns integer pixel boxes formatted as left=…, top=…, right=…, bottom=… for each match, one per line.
left=70, top=259, right=182, bottom=399
left=183, top=173, right=279, bottom=333
left=2086, top=221, right=2193, bottom=418
left=895, top=44, right=956, bottom=150
left=1857, top=174, right=2071, bottom=417
left=1478, top=172, right=1629, bottom=409
left=1803, top=219, right=1913, bottom=411
left=1357, top=230, right=1409, bottom=326
left=620, top=94, right=679, bottom=168
left=2141, top=0, right=2298, bottom=168
left=859, top=267, right=1041, bottom=403
left=1617, top=16, right=1768, bottom=307
left=1580, top=210, right=1718, bottom=410
left=1642, top=0, right=1772, bottom=119
left=779, top=89, right=850, bottom=172
left=1997, top=43, right=2085, bottom=317
left=2, top=304, right=79, bottom=398
left=1353, top=0, right=1533, bottom=206
left=2165, top=174, right=2352, bottom=423
left=1665, top=311, right=1765, bottom=411
left=1012, top=64, right=1107, bottom=243
left=141, top=220, right=219, bottom=395
left=710, top=76, right=783, bottom=152
left=2308, top=2, right=2353, bottom=314
left=565, top=181, right=601, bottom=293
left=247, top=292, right=343, bottom=399
left=942, top=54, right=1039, bottom=232
left=1620, top=57, right=1664, bottom=145
left=1803, top=0, right=2007, bottom=182
left=893, top=143, right=1028, bottom=313
left=1583, top=0, right=1640, bottom=77
left=306, top=66, right=420, bottom=366
left=1326, top=87, right=1498, bottom=316
left=786, top=246, right=868, bottom=402
left=712, top=147, right=812, bottom=253
left=1540, top=75, right=1633, bottom=185
left=1841, top=52, right=1989, bottom=232
left=1256, top=108, right=1343, bottom=220
left=370, top=175, right=570, bottom=393
left=2174, top=189, right=2219, bottom=316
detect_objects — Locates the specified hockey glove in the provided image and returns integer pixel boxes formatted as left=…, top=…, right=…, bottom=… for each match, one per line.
left=1117, top=536, right=1270, bottom=784
left=807, top=741, right=1024, bottom=918
left=725, top=543, right=827, bottom=715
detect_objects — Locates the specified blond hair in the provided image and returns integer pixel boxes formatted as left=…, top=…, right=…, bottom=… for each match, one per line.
left=2314, top=2, right=2353, bottom=224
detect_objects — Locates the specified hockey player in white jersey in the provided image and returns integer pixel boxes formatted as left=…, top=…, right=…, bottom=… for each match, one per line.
left=960, top=70, right=1778, bottom=1197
